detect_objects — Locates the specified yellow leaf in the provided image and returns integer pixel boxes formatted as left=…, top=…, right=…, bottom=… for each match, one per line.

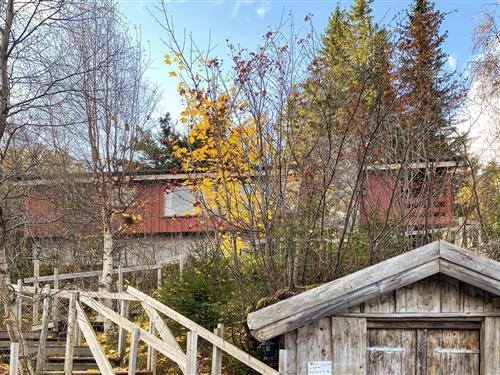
left=169, top=71, right=177, bottom=77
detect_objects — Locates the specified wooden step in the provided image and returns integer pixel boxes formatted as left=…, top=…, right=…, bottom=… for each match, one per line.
left=0, top=344, right=93, bottom=357
left=44, top=371, right=152, bottom=374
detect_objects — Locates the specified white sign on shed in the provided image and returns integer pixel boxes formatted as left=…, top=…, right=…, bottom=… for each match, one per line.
left=307, top=361, right=332, bottom=375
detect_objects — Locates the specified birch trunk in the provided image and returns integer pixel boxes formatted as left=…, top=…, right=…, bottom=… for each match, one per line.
left=100, top=220, right=115, bottom=335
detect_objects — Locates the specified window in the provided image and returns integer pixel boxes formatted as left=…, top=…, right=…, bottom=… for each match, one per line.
left=164, top=186, right=196, bottom=217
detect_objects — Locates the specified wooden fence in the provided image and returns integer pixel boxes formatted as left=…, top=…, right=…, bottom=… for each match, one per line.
left=8, top=257, right=285, bottom=374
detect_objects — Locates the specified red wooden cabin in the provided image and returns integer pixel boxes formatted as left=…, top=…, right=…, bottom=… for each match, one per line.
left=24, top=172, right=209, bottom=240
left=360, top=161, right=461, bottom=229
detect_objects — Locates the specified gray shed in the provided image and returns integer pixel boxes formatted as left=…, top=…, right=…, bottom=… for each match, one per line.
left=247, top=241, right=500, bottom=375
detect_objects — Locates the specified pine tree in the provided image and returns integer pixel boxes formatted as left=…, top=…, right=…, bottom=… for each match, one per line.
left=398, top=0, right=462, bottom=161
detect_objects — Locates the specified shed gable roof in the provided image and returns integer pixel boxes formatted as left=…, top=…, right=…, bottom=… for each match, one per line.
left=247, top=241, right=500, bottom=341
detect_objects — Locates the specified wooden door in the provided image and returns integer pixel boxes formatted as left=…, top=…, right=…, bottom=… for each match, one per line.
left=367, top=327, right=480, bottom=375
left=426, top=329, right=480, bottom=375
left=367, top=329, right=417, bottom=375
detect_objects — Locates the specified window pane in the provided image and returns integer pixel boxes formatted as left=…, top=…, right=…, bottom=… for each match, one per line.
left=164, top=187, right=196, bottom=217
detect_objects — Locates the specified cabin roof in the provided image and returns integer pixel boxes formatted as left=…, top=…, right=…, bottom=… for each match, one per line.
left=247, top=241, right=500, bottom=341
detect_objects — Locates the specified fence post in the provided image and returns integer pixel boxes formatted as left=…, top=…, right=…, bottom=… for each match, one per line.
left=186, top=331, right=198, bottom=375
left=279, top=349, right=288, bottom=375
left=157, top=266, right=162, bottom=289
left=9, top=342, right=19, bottom=375
left=35, top=284, right=51, bottom=374
left=146, top=323, right=157, bottom=373
left=211, top=323, right=223, bottom=375
left=128, top=327, right=140, bottom=375
left=16, top=279, right=22, bottom=327
left=33, top=258, right=40, bottom=324
left=117, top=300, right=129, bottom=359
left=52, top=267, right=59, bottom=332
left=64, top=293, right=77, bottom=375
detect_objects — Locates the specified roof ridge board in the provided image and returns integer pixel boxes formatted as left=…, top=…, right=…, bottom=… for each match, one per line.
left=440, top=259, right=500, bottom=296
left=251, top=259, right=440, bottom=341
left=439, top=241, right=500, bottom=281
left=247, top=241, right=440, bottom=332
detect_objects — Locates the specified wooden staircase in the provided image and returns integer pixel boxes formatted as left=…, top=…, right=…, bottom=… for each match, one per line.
left=0, top=331, right=152, bottom=374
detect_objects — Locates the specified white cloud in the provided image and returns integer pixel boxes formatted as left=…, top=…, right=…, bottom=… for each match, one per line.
left=446, top=54, right=458, bottom=70
left=255, top=1, right=271, bottom=18
left=232, top=0, right=254, bottom=17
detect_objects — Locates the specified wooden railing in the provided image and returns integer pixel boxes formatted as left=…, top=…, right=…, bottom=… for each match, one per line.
left=10, top=282, right=285, bottom=374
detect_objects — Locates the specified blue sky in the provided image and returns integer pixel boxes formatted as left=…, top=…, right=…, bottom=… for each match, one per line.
left=119, top=0, right=496, bottom=122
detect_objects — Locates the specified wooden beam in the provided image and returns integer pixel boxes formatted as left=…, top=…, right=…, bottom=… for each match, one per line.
left=23, top=260, right=178, bottom=284
left=335, top=312, right=499, bottom=319
left=127, top=286, right=279, bottom=375
left=35, top=285, right=51, bottom=375
left=142, top=303, right=182, bottom=352
left=75, top=301, right=115, bottom=374
left=64, top=293, right=77, bottom=375
left=440, top=241, right=500, bottom=281
left=117, top=300, right=130, bottom=359
left=9, top=342, right=19, bottom=375
left=247, top=242, right=440, bottom=338
left=439, top=259, right=500, bottom=296
left=12, top=285, right=138, bottom=301
left=33, top=259, right=40, bottom=324
left=186, top=331, right=198, bottom=375
left=278, top=349, right=287, bottom=375
left=52, top=268, right=59, bottom=332
left=128, top=328, right=140, bottom=375
left=250, top=259, right=439, bottom=340
left=80, top=296, right=187, bottom=372
left=481, top=317, right=500, bottom=375
left=211, top=323, right=223, bottom=375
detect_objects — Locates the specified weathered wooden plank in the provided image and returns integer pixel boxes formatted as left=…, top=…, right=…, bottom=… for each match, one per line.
left=127, top=286, right=279, bottom=375
left=401, top=329, right=417, bottom=374
left=283, top=331, right=297, bottom=375
left=117, top=300, right=130, bottom=359
left=335, top=312, right=499, bottom=318
left=23, top=261, right=174, bottom=284
left=482, top=317, right=500, bottom=375
left=142, top=302, right=181, bottom=352
left=80, top=296, right=187, bottom=372
left=439, top=274, right=460, bottom=312
left=367, top=321, right=481, bottom=329
left=396, top=277, right=441, bottom=313
left=331, top=317, right=366, bottom=375
left=64, top=293, right=77, bottom=375
left=186, top=331, right=198, bottom=375
left=248, top=242, right=439, bottom=335
left=364, top=292, right=395, bottom=313
left=416, top=329, right=427, bottom=375
left=318, top=318, right=332, bottom=361
left=211, top=324, right=224, bottom=375
left=461, top=283, right=484, bottom=313
left=9, top=342, right=19, bottom=375
left=440, top=241, right=500, bottom=281
left=251, top=260, right=440, bottom=340
left=440, top=259, right=500, bottom=296
left=52, top=268, right=59, bottom=332
left=35, top=285, right=51, bottom=375
left=278, top=349, right=287, bottom=375
left=12, top=284, right=138, bottom=301
left=128, top=328, right=140, bottom=375
left=75, top=301, right=115, bottom=374
left=296, top=325, right=309, bottom=375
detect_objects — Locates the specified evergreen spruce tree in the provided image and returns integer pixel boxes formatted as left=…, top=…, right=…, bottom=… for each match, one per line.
left=398, top=0, right=462, bottom=161
left=136, top=113, right=189, bottom=170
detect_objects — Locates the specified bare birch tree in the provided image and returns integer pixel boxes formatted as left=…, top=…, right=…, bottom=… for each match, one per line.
left=0, top=0, right=91, bottom=372
left=66, top=0, right=157, bottom=330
